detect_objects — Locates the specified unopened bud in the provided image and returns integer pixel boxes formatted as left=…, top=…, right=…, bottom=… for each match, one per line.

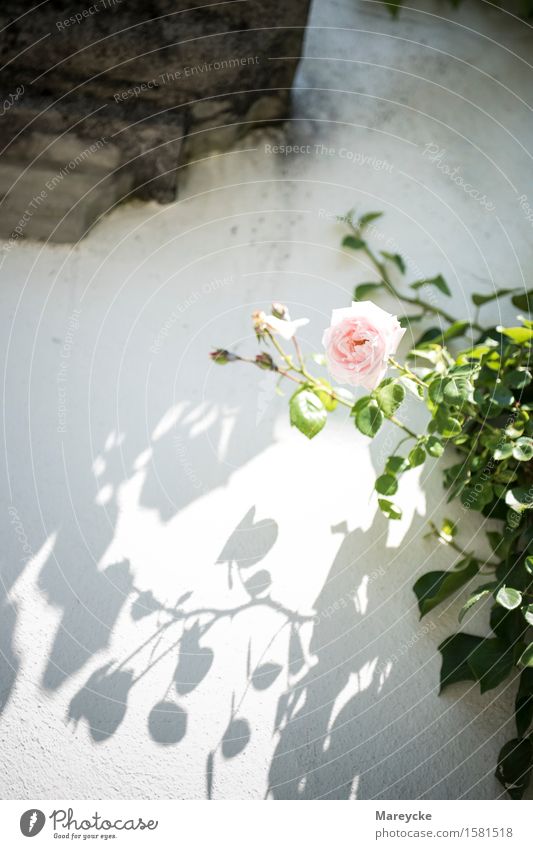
left=209, top=348, right=237, bottom=365
left=271, top=302, right=289, bottom=320
left=252, top=309, right=268, bottom=339
left=255, top=353, right=277, bottom=371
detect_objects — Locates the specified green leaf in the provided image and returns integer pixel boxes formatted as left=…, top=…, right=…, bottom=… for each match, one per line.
left=314, top=380, right=338, bottom=412
left=426, top=436, right=444, bottom=457
left=467, top=638, right=515, bottom=693
left=504, top=368, right=532, bottom=389
left=428, top=378, right=444, bottom=404
left=386, top=455, right=409, bottom=474
left=378, top=498, right=402, bottom=520
left=458, top=583, right=496, bottom=623
left=380, top=251, right=405, bottom=274
left=408, top=444, right=426, bottom=467
left=526, top=556, right=533, bottom=575
left=513, top=437, right=533, bottom=462
left=441, top=417, right=463, bottom=438
left=494, top=443, right=513, bottom=461
left=491, top=384, right=514, bottom=407
left=499, top=326, right=533, bottom=344
left=524, top=605, right=533, bottom=627
left=496, top=738, right=533, bottom=799
left=471, top=288, right=515, bottom=306
left=413, top=559, right=478, bottom=617
left=355, top=400, right=383, bottom=437
left=518, top=643, right=533, bottom=668
left=442, top=376, right=471, bottom=404
left=375, top=473, right=398, bottom=496
left=495, top=586, right=523, bottom=610
left=410, top=274, right=451, bottom=297
left=354, top=282, right=383, bottom=300
left=375, top=379, right=405, bottom=416
left=511, top=291, right=533, bottom=312
left=358, top=211, right=383, bottom=228
left=289, top=390, right=327, bottom=440
left=342, top=235, right=366, bottom=251
left=438, top=633, right=484, bottom=692
left=442, top=320, right=471, bottom=341
left=506, top=487, right=533, bottom=512
left=515, top=668, right=533, bottom=736
left=440, top=517, right=457, bottom=539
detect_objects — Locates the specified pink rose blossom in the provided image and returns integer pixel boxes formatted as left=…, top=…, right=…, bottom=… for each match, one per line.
left=322, top=301, right=405, bottom=390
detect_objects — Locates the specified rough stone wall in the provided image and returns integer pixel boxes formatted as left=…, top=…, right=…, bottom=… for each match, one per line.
left=0, top=1, right=310, bottom=240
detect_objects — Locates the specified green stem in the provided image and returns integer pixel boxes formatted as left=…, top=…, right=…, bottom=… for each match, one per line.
left=388, top=356, right=427, bottom=389
left=388, top=415, right=418, bottom=439
left=358, top=241, right=482, bottom=332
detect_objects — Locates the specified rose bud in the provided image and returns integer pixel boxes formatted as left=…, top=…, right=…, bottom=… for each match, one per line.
left=271, top=302, right=289, bottom=320
left=209, top=348, right=237, bottom=365
left=255, top=352, right=277, bottom=371
left=322, top=301, right=405, bottom=390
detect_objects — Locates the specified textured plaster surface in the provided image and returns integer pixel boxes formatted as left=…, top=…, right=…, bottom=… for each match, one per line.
left=1, top=0, right=533, bottom=799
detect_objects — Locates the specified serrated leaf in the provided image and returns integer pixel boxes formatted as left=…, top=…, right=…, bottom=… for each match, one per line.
left=375, top=379, right=405, bottom=416
left=355, top=399, right=383, bottom=437
left=289, top=390, right=327, bottom=439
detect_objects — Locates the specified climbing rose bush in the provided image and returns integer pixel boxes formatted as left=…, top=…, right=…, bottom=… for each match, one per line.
left=210, top=210, right=533, bottom=799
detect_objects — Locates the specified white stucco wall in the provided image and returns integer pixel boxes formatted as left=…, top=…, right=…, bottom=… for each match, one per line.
left=1, top=0, right=533, bottom=800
